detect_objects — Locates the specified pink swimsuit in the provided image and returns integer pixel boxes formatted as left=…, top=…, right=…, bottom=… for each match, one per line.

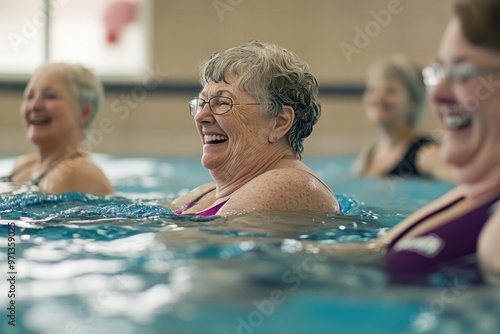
left=175, top=199, right=227, bottom=217
left=174, top=188, right=227, bottom=217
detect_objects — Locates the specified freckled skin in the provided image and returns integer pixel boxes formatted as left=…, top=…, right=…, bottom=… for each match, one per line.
left=225, top=167, right=334, bottom=212
left=176, top=162, right=339, bottom=215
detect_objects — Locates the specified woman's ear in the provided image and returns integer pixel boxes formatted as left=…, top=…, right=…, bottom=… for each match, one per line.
left=268, top=106, right=294, bottom=143
left=80, top=104, right=94, bottom=128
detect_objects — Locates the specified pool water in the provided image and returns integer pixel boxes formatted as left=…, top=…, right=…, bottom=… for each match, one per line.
left=1, top=154, right=499, bottom=334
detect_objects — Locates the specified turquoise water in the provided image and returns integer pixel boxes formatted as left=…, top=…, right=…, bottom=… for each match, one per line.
left=1, top=155, right=499, bottom=334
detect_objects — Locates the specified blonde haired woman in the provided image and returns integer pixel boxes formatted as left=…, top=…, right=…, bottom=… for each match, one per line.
left=0, top=63, right=113, bottom=195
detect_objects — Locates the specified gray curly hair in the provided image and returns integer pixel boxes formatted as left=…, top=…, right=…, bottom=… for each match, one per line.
left=200, top=41, right=321, bottom=159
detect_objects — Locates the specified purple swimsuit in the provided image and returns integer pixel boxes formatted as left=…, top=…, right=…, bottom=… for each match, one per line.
left=385, top=194, right=500, bottom=277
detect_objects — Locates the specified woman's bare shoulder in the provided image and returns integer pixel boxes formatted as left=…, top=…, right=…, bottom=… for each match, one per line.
left=173, top=182, right=216, bottom=206
left=40, top=157, right=114, bottom=195
left=12, top=153, right=37, bottom=169
left=220, top=167, right=337, bottom=214
left=353, top=144, right=374, bottom=175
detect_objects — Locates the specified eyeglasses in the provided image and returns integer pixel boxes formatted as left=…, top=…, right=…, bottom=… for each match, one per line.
left=422, top=62, right=500, bottom=87
left=189, top=96, right=260, bottom=116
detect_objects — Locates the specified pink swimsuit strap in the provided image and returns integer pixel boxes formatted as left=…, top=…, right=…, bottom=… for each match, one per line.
left=174, top=187, right=228, bottom=217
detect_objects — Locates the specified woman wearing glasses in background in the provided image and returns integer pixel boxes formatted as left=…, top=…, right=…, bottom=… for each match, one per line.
left=173, top=41, right=340, bottom=216
left=314, top=0, right=500, bottom=282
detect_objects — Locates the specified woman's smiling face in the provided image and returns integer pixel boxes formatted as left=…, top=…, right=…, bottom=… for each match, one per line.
left=20, top=68, right=82, bottom=146
left=194, top=73, right=274, bottom=175
left=429, top=19, right=500, bottom=180
left=363, top=75, right=413, bottom=128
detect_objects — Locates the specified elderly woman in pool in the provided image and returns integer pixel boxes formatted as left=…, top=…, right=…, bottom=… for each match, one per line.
left=354, top=55, right=455, bottom=182
left=173, top=41, right=340, bottom=216
left=0, top=63, right=113, bottom=195
left=316, top=0, right=500, bottom=281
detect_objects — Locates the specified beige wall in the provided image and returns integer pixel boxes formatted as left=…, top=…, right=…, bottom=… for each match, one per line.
left=0, top=0, right=452, bottom=157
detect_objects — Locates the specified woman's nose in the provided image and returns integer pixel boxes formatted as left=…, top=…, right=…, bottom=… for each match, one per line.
left=194, top=102, right=214, bottom=123
left=428, top=76, right=455, bottom=104
left=29, top=94, right=44, bottom=111
left=365, top=89, right=385, bottom=104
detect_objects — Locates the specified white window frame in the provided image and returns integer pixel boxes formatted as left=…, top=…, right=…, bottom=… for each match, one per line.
left=0, top=0, right=153, bottom=83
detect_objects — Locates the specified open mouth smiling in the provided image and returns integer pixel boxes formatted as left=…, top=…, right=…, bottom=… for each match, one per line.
left=204, top=134, right=228, bottom=144
left=443, top=114, right=472, bottom=130
left=437, top=104, right=472, bottom=130
left=28, top=116, right=51, bottom=126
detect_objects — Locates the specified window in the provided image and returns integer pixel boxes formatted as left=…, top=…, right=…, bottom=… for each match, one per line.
left=0, top=0, right=151, bottom=81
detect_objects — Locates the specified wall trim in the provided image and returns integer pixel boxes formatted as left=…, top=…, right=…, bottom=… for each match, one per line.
left=0, top=81, right=365, bottom=96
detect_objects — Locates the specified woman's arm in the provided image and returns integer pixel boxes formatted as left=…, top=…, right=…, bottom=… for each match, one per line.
left=10, top=153, right=37, bottom=174
left=478, top=200, right=500, bottom=284
left=352, top=146, right=371, bottom=176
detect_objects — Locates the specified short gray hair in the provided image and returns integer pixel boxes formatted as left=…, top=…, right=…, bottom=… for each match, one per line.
left=200, top=41, right=321, bottom=158
left=33, top=62, right=104, bottom=128
left=367, top=55, right=426, bottom=127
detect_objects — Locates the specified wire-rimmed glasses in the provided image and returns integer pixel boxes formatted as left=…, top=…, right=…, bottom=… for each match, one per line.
left=189, top=96, right=260, bottom=116
left=422, top=62, right=500, bottom=87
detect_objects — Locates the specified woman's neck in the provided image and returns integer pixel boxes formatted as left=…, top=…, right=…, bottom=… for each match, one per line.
left=36, top=136, right=85, bottom=169
left=461, top=163, right=500, bottom=202
left=210, top=147, right=298, bottom=198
